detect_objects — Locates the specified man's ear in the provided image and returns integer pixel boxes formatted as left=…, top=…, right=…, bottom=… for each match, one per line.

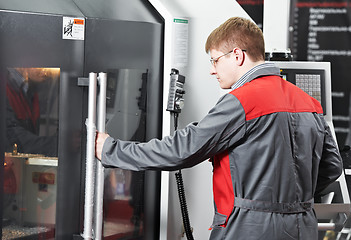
left=233, top=48, right=245, bottom=66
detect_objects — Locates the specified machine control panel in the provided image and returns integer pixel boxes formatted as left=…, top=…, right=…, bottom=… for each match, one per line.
left=280, top=68, right=326, bottom=115
left=167, top=68, right=186, bottom=113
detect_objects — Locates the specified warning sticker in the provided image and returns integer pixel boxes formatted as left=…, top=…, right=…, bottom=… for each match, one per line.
left=62, top=17, right=85, bottom=40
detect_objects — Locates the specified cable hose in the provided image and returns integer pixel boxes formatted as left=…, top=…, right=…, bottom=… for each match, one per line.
left=175, top=170, right=194, bottom=240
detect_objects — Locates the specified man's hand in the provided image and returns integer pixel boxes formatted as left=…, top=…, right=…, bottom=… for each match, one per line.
left=95, top=132, right=110, bottom=160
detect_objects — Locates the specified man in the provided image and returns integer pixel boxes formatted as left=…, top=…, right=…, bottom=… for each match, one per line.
left=6, top=68, right=58, bottom=156
left=96, top=17, right=342, bottom=239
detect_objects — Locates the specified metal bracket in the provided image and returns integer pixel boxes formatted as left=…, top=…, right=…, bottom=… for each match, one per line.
left=78, top=77, right=89, bottom=87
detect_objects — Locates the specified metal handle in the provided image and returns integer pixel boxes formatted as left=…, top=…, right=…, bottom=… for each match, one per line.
left=318, top=223, right=336, bottom=231
left=82, top=72, right=97, bottom=240
left=94, top=72, right=107, bottom=240
left=318, top=212, right=348, bottom=232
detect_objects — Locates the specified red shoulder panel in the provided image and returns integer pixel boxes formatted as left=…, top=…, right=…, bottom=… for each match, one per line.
left=230, top=76, right=323, bottom=121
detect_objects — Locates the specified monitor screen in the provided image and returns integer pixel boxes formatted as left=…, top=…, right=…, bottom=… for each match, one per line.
left=280, top=68, right=326, bottom=115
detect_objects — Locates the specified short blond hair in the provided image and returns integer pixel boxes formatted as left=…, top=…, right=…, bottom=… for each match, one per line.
left=205, top=17, right=265, bottom=62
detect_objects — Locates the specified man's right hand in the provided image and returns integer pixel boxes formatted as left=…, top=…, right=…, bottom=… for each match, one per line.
left=95, top=132, right=110, bottom=161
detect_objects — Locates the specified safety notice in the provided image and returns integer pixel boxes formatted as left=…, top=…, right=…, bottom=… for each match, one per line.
left=62, top=17, right=85, bottom=40
left=173, top=18, right=188, bottom=67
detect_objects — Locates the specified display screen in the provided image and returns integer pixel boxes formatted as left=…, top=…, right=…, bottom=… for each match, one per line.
left=280, top=68, right=326, bottom=115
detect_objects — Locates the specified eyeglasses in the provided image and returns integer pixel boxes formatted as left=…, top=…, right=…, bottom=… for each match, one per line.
left=210, top=49, right=246, bottom=66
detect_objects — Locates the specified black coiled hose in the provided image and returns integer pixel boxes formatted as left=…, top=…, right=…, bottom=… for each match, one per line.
left=175, top=169, right=194, bottom=240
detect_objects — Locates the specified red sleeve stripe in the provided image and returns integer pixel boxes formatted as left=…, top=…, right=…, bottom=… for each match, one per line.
left=212, top=150, right=234, bottom=227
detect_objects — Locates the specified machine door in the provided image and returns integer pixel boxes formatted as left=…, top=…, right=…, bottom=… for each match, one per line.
left=0, top=1, right=164, bottom=239
left=0, top=10, right=85, bottom=239
left=82, top=69, right=160, bottom=240
left=81, top=9, right=164, bottom=239
left=102, top=69, right=149, bottom=239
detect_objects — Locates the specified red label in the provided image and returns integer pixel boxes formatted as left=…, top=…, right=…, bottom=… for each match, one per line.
left=74, top=19, right=84, bottom=25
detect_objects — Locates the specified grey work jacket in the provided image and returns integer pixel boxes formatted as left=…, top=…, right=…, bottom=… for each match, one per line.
left=101, top=65, right=342, bottom=240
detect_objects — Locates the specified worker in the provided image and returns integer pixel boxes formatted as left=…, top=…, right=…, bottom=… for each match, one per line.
left=96, top=17, right=342, bottom=239
left=6, top=67, right=58, bottom=157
